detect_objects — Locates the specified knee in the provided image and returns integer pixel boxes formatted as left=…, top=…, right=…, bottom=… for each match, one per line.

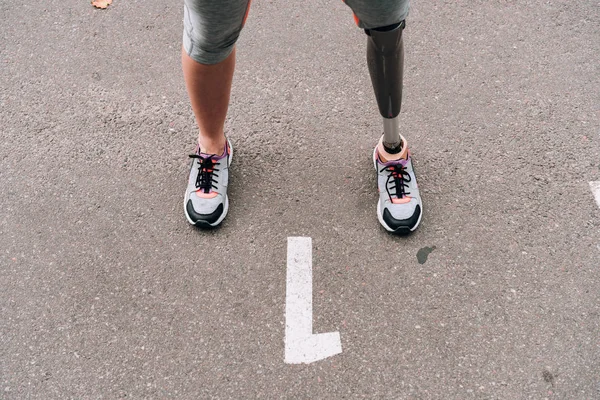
left=183, top=30, right=238, bottom=65
left=182, top=3, right=245, bottom=65
left=346, top=0, right=409, bottom=30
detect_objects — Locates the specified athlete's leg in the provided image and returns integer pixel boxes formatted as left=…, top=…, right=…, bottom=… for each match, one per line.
left=182, top=49, right=235, bottom=155
left=182, top=0, right=251, bottom=154
left=344, top=0, right=409, bottom=156
left=343, top=0, right=422, bottom=233
left=182, top=0, right=251, bottom=227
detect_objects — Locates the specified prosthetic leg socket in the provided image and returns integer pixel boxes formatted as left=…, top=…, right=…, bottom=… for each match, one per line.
left=366, top=21, right=405, bottom=154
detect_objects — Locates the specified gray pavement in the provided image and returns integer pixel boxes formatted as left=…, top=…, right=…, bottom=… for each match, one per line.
left=2, top=0, right=600, bottom=398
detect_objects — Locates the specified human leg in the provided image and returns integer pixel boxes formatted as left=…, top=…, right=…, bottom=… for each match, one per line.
left=343, top=0, right=422, bottom=233
left=182, top=49, right=235, bottom=155
left=182, top=0, right=251, bottom=154
left=182, top=0, right=251, bottom=226
left=344, top=0, right=409, bottom=154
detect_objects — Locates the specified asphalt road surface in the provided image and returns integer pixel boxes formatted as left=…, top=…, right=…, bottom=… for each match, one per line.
left=1, top=0, right=599, bottom=398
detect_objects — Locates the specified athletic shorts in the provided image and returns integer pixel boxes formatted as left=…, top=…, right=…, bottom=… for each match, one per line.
left=183, top=0, right=410, bottom=65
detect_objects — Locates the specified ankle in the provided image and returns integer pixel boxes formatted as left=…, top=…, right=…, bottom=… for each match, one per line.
left=197, top=135, right=226, bottom=155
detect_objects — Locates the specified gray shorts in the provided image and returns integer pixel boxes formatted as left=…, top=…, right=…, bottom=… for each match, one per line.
left=183, top=0, right=410, bottom=65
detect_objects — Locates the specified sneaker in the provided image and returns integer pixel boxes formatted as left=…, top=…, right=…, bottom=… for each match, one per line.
left=373, top=135, right=423, bottom=233
left=184, top=140, right=232, bottom=227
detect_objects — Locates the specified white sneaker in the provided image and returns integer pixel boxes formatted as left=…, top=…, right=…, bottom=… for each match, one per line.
left=373, top=135, right=423, bottom=233
left=184, top=140, right=232, bottom=227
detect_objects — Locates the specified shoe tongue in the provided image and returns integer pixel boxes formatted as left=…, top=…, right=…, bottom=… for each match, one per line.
left=379, top=153, right=408, bottom=167
left=389, top=158, right=407, bottom=166
left=198, top=152, right=220, bottom=160
left=197, top=143, right=227, bottom=160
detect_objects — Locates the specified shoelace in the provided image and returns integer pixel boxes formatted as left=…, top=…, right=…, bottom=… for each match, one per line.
left=381, top=163, right=411, bottom=200
left=189, top=153, right=220, bottom=193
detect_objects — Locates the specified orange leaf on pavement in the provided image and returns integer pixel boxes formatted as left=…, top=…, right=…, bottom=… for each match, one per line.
left=92, top=0, right=112, bottom=9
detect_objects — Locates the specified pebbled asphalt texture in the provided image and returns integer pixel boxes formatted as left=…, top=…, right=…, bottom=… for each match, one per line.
left=1, top=0, right=600, bottom=398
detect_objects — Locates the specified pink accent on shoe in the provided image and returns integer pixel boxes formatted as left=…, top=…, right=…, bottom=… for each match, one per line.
left=391, top=197, right=411, bottom=204
left=195, top=190, right=218, bottom=199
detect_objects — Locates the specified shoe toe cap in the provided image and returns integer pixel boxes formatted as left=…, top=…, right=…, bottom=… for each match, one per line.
left=383, top=203, right=421, bottom=232
left=186, top=198, right=224, bottom=225
left=185, top=193, right=224, bottom=225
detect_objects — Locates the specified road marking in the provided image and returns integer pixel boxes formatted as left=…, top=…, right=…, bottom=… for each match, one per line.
left=590, top=181, right=600, bottom=209
left=285, top=237, right=342, bottom=364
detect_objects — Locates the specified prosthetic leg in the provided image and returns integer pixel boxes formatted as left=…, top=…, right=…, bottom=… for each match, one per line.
left=367, top=20, right=423, bottom=233
left=365, top=21, right=405, bottom=155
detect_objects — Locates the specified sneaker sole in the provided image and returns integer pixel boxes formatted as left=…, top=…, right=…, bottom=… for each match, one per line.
left=373, top=146, right=423, bottom=234
left=184, top=139, right=233, bottom=228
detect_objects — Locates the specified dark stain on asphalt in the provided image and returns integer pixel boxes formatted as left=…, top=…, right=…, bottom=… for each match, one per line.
left=417, top=246, right=436, bottom=264
left=542, top=369, right=557, bottom=387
